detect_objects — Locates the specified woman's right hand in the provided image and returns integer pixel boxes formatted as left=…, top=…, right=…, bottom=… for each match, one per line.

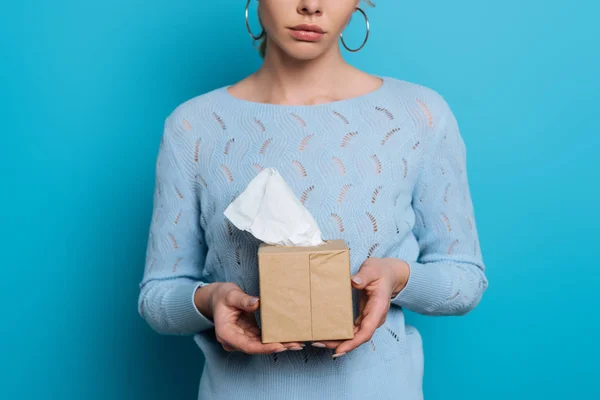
left=194, top=282, right=305, bottom=354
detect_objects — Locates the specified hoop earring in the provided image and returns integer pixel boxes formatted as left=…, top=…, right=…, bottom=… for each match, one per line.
left=245, top=0, right=265, bottom=41
left=340, top=7, right=370, bottom=52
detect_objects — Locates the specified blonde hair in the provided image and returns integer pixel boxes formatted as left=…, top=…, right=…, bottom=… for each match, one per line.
left=257, top=1, right=375, bottom=58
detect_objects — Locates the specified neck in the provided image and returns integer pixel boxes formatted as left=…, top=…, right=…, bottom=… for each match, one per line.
left=253, top=41, right=356, bottom=105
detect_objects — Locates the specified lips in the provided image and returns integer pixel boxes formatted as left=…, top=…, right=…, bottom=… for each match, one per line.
left=291, top=24, right=325, bottom=34
left=289, top=24, right=326, bottom=42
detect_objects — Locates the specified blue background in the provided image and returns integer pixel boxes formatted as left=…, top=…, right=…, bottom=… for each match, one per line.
left=1, top=0, right=598, bottom=399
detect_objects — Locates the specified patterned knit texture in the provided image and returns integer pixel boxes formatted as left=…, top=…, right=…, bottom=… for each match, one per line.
left=138, top=77, right=488, bottom=400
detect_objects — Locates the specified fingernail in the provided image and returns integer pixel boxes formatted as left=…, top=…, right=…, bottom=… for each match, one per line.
left=289, top=346, right=303, bottom=351
left=332, top=352, right=346, bottom=358
left=299, top=343, right=306, bottom=348
left=351, top=276, right=362, bottom=285
left=249, top=297, right=259, bottom=305
left=275, top=348, right=287, bottom=353
left=312, top=342, right=326, bottom=348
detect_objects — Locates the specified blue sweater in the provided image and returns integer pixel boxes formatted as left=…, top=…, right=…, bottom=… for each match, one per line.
left=138, top=77, right=488, bottom=400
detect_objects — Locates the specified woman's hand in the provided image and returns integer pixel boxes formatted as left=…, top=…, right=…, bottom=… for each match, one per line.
left=314, top=258, right=410, bottom=357
left=194, top=282, right=304, bottom=354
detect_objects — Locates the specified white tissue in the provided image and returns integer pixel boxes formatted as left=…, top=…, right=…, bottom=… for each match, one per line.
left=224, top=168, right=324, bottom=247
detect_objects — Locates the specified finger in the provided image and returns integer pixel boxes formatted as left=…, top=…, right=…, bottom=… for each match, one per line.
left=355, top=308, right=365, bottom=327
left=224, top=333, right=303, bottom=353
left=354, top=314, right=363, bottom=328
left=359, top=290, right=367, bottom=312
left=335, top=303, right=387, bottom=355
left=243, top=329, right=261, bottom=339
left=216, top=331, right=239, bottom=352
left=235, top=313, right=303, bottom=349
left=282, top=342, right=306, bottom=350
left=219, top=321, right=294, bottom=355
left=222, top=343, right=237, bottom=352
left=225, top=289, right=260, bottom=313
left=333, top=326, right=375, bottom=355
left=222, top=331, right=286, bottom=354
left=355, top=291, right=368, bottom=326
left=237, top=313, right=304, bottom=349
left=241, top=330, right=305, bottom=351
left=243, top=326, right=261, bottom=337
left=311, top=340, right=342, bottom=349
left=237, top=314, right=262, bottom=335
left=313, top=325, right=359, bottom=349
left=351, top=258, right=382, bottom=290
left=243, top=339, right=290, bottom=354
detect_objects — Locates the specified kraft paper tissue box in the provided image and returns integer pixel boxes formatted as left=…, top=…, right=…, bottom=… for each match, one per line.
left=223, top=167, right=355, bottom=344
left=258, top=239, right=354, bottom=344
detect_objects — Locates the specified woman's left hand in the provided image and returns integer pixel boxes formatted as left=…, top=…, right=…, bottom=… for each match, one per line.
left=313, top=258, right=410, bottom=357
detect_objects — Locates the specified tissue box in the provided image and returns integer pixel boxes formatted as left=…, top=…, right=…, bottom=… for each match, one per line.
left=258, top=239, right=354, bottom=343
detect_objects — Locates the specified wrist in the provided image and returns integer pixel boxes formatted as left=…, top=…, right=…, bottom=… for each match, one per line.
left=194, top=283, right=220, bottom=320
left=391, top=260, right=410, bottom=297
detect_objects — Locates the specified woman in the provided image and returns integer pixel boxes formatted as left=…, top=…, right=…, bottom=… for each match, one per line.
left=138, top=0, right=488, bottom=399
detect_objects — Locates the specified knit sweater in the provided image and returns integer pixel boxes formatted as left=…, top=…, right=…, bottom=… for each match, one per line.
left=138, top=76, right=488, bottom=400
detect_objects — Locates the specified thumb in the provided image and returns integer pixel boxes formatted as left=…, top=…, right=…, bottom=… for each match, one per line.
left=240, top=294, right=260, bottom=312
left=351, top=259, right=381, bottom=289
left=227, top=288, right=260, bottom=312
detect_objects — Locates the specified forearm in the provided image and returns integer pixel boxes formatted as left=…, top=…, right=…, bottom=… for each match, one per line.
left=394, top=93, right=488, bottom=316
left=391, top=259, right=487, bottom=316
left=138, top=278, right=215, bottom=335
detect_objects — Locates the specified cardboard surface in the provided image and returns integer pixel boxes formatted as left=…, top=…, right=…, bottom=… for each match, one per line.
left=258, top=251, right=313, bottom=343
left=258, top=239, right=348, bottom=254
left=309, top=251, right=354, bottom=340
left=258, top=240, right=354, bottom=343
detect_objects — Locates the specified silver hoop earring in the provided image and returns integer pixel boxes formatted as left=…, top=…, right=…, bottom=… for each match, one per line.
left=340, top=7, right=370, bottom=52
left=245, top=0, right=265, bottom=41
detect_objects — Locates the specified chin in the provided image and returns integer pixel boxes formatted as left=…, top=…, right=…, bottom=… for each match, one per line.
left=280, top=41, right=330, bottom=61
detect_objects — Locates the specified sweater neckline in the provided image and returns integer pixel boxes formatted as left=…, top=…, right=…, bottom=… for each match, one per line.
left=217, top=75, right=390, bottom=110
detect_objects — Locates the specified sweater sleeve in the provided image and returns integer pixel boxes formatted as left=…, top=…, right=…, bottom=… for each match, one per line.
left=391, top=97, right=488, bottom=316
left=137, top=114, right=214, bottom=335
